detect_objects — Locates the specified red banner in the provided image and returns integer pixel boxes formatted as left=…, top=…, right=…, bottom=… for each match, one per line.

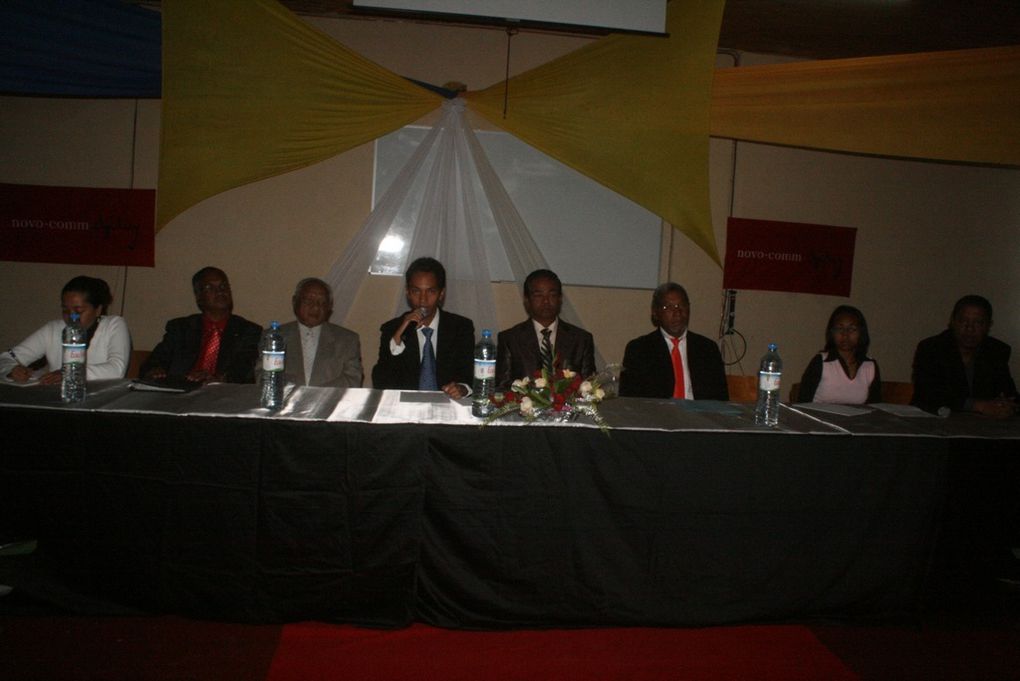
left=0, top=183, right=155, bottom=267
left=723, top=217, right=856, bottom=296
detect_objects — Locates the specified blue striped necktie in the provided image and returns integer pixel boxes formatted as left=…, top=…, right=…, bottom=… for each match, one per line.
left=419, top=327, right=438, bottom=390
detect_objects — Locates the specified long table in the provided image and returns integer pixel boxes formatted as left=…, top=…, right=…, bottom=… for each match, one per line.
left=2, top=380, right=1017, bottom=627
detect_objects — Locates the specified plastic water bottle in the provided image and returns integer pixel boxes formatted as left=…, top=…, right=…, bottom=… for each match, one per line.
left=61, top=312, right=87, bottom=403
left=471, top=329, right=496, bottom=417
left=754, top=343, right=782, bottom=426
left=260, top=321, right=286, bottom=410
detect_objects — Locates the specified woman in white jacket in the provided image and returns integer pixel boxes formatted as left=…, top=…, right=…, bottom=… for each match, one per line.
left=1, top=276, right=131, bottom=384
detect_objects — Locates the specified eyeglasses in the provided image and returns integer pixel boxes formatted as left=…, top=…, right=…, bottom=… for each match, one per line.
left=201, top=283, right=230, bottom=293
left=658, top=304, right=688, bottom=313
left=831, top=325, right=859, bottom=334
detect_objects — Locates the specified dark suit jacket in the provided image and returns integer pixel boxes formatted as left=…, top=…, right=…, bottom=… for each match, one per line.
left=495, top=319, right=596, bottom=388
left=911, top=328, right=1017, bottom=413
left=371, top=309, right=475, bottom=389
left=619, top=328, right=728, bottom=400
left=279, top=321, right=362, bottom=388
left=141, top=313, right=262, bottom=384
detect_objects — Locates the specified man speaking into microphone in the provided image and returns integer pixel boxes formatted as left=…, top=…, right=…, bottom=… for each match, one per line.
left=371, top=257, right=475, bottom=398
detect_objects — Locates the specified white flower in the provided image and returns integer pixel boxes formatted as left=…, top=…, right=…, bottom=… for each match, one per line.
left=512, top=377, right=529, bottom=390
left=520, top=396, right=534, bottom=416
left=579, top=380, right=593, bottom=395
left=534, top=377, right=547, bottom=389
left=562, top=368, right=576, bottom=379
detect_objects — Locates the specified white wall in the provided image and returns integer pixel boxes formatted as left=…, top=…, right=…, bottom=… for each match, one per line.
left=1, top=16, right=1017, bottom=395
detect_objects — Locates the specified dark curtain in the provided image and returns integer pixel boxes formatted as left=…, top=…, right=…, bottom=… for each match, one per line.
left=0, top=0, right=161, bottom=97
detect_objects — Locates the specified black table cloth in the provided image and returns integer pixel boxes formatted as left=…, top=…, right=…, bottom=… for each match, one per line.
left=2, top=381, right=1016, bottom=627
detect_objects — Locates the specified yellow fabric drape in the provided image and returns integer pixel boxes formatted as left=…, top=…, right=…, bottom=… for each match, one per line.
left=157, top=0, right=442, bottom=229
left=710, top=46, right=1020, bottom=167
left=465, top=1, right=727, bottom=264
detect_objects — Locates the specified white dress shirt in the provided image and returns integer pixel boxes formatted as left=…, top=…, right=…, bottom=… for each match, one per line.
left=298, top=322, right=322, bottom=385
left=531, top=317, right=559, bottom=348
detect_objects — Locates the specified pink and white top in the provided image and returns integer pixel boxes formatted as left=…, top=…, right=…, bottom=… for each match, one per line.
left=812, top=354, right=877, bottom=405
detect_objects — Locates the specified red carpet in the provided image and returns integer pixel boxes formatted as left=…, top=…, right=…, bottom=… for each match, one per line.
left=6, top=615, right=1020, bottom=681
left=266, top=623, right=859, bottom=681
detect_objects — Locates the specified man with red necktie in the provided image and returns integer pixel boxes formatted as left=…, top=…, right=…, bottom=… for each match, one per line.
left=619, top=282, right=728, bottom=400
left=141, top=267, right=262, bottom=384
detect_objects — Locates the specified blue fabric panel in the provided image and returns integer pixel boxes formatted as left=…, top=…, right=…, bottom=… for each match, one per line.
left=0, top=0, right=161, bottom=98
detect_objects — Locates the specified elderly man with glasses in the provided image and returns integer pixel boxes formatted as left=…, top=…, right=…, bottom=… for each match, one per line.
left=619, top=282, right=728, bottom=400
left=278, top=277, right=362, bottom=388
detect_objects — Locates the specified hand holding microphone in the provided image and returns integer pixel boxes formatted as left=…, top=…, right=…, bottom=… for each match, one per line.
left=394, top=306, right=430, bottom=344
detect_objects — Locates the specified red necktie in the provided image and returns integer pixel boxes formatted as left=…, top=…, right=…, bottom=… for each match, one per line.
left=670, top=337, right=685, bottom=399
left=199, top=326, right=221, bottom=375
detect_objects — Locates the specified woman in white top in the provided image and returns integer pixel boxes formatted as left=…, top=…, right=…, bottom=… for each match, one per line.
left=1, top=276, right=131, bottom=384
left=797, top=305, right=882, bottom=404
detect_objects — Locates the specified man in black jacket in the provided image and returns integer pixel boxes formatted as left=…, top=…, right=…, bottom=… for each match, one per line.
left=141, top=267, right=261, bottom=384
left=495, top=269, right=596, bottom=388
left=619, top=282, right=728, bottom=400
left=911, top=294, right=1017, bottom=417
left=371, top=257, right=474, bottom=397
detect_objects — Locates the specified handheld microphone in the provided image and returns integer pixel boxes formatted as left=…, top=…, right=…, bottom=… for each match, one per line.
left=410, top=307, right=428, bottom=327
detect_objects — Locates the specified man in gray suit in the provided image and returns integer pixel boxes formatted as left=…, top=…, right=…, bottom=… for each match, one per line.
left=495, top=269, right=596, bottom=389
left=279, top=278, right=362, bottom=388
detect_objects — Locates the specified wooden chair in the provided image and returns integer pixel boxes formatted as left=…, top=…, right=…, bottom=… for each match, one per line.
left=126, top=349, right=151, bottom=380
left=726, top=374, right=758, bottom=402
left=880, top=381, right=914, bottom=405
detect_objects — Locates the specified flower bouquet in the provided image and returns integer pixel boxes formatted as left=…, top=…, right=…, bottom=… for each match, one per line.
left=484, top=365, right=609, bottom=432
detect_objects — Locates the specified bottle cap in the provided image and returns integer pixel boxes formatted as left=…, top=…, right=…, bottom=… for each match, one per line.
left=70, top=313, right=80, bottom=323
left=481, top=329, right=492, bottom=337
left=270, top=321, right=279, bottom=330
left=768, top=343, right=778, bottom=351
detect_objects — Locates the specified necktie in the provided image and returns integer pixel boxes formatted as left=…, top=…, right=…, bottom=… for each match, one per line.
left=199, top=326, right=221, bottom=375
left=540, top=328, right=554, bottom=376
left=419, top=327, right=438, bottom=390
left=670, top=336, right=686, bottom=399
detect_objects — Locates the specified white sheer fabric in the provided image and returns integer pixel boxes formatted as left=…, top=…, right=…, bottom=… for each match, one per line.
left=325, top=98, right=601, bottom=367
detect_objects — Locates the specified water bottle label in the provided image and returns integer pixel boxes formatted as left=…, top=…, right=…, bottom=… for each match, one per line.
left=262, top=351, right=285, bottom=372
left=62, top=343, right=86, bottom=365
left=474, top=359, right=496, bottom=380
left=759, top=371, right=781, bottom=391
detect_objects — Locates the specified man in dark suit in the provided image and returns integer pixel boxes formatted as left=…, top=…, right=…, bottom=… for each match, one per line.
left=372, top=257, right=474, bottom=397
left=495, top=269, right=596, bottom=388
left=141, top=267, right=262, bottom=384
left=279, top=277, right=362, bottom=388
left=911, top=294, right=1017, bottom=417
left=912, top=295, right=1019, bottom=587
left=619, top=282, right=728, bottom=400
